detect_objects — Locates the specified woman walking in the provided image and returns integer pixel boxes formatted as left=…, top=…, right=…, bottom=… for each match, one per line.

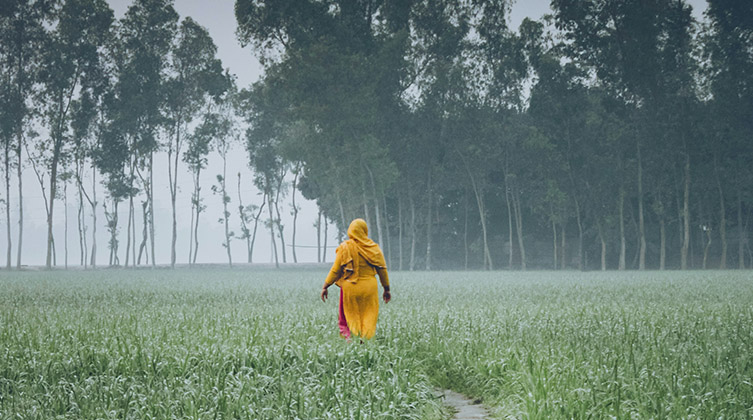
left=320, top=218, right=391, bottom=340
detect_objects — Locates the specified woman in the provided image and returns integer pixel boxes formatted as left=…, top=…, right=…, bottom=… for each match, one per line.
left=320, top=218, right=391, bottom=340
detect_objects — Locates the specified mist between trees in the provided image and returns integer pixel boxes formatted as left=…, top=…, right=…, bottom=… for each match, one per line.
left=2, top=0, right=751, bottom=271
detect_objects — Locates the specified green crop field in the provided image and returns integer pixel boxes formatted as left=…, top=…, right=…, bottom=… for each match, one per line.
left=1, top=269, right=752, bottom=419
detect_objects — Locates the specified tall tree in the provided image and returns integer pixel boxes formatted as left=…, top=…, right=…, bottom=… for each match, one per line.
left=236, top=0, right=402, bottom=241
left=206, top=91, right=236, bottom=267
left=70, top=88, right=97, bottom=267
left=704, top=0, right=753, bottom=269
left=239, top=84, right=287, bottom=268
left=185, top=84, right=234, bottom=266
left=0, top=0, right=57, bottom=268
left=184, top=114, right=211, bottom=266
left=237, top=172, right=265, bottom=263
left=164, top=16, right=226, bottom=268
left=37, top=0, right=113, bottom=269
left=553, top=0, right=698, bottom=269
left=111, top=0, right=178, bottom=267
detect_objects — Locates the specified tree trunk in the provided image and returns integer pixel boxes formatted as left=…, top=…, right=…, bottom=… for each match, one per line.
left=398, top=195, right=404, bottom=271
left=409, top=194, right=416, bottom=271
left=680, top=153, right=690, bottom=270
left=237, top=172, right=251, bottom=263
left=637, top=142, right=646, bottom=270
left=125, top=159, right=134, bottom=268
left=5, top=143, right=12, bottom=269
left=134, top=161, right=151, bottom=267
left=45, top=150, right=58, bottom=269
left=552, top=219, right=558, bottom=270
left=365, top=165, right=383, bottom=249
left=27, top=143, right=51, bottom=267
left=362, top=189, right=371, bottom=227
left=505, top=174, right=514, bottom=269
left=618, top=188, right=626, bottom=271
left=574, top=197, right=583, bottom=270
left=16, top=133, right=23, bottom=269
left=660, top=217, right=666, bottom=270
left=105, top=200, right=119, bottom=266
left=64, top=182, right=68, bottom=269
left=76, top=160, right=86, bottom=267
left=473, top=184, right=492, bottom=270
left=336, top=190, right=346, bottom=231
left=291, top=166, right=299, bottom=263
left=274, top=173, right=287, bottom=263
left=221, top=158, right=232, bottom=267
left=383, top=195, right=391, bottom=267
left=131, top=182, right=136, bottom=265
left=90, top=165, right=97, bottom=268
left=78, top=185, right=86, bottom=268
left=192, top=166, right=202, bottom=266
left=170, top=151, right=178, bottom=270
left=148, top=153, right=155, bottom=268
left=138, top=201, right=148, bottom=265
left=250, top=191, right=266, bottom=264
left=738, top=190, right=745, bottom=269
left=561, top=222, right=567, bottom=270
left=127, top=195, right=134, bottom=266
left=193, top=171, right=201, bottom=265
left=719, top=197, right=727, bottom=269
left=462, top=155, right=492, bottom=270
left=168, top=120, right=181, bottom=269
left=323, top=216, right=328, bottom=263
left=188, top=180, right=195, bottom=265
left=425, top=169, right=432, bottom=271
left=317, top=209, right=322, bottom=263
left=464, top=191, right=469, bottom=270
left=703, top=226, right=712, bottom=269
left=46, top=140, right=62, bottom=269
left=630, top=211, right=640, bottom=269
left=714, top=158, right=727, bottom=269
left=512, top=189, right=526, bottom=270
left=267, top=187, right=279, bottom=268
left=46, top=76, right=80, bottom=268
left=597, top=222, right=606, bottom=271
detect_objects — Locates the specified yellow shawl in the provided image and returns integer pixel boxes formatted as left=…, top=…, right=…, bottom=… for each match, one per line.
left=336, top=218, right=385, bottom=282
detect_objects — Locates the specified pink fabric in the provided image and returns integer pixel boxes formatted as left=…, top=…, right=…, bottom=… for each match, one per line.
left=338, top=288, right=351, bottom=339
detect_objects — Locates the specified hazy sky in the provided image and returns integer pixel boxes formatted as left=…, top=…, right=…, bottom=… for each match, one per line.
left=0, top=0, right=710, bottom=267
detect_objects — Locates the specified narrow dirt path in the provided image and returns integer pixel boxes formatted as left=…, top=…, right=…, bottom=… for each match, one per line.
left=441, top=389, right=489, bottom=420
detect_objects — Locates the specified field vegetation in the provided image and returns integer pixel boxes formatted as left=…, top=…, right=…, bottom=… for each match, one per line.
left=1, top=269, right=752, bottom=419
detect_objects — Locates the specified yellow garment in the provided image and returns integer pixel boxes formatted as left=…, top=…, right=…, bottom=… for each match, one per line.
left=325, top=219, right=389, bottom=339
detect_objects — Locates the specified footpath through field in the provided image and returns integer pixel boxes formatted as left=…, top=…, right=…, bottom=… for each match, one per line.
left=442, top=390, right=488, bottom=420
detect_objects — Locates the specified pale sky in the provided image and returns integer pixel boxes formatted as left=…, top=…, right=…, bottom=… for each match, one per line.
left=0, top=0, right=709, bottom=267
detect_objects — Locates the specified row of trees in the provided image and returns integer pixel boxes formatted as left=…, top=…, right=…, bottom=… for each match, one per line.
left=234, top=0, right=752, bottom=271
left=2, top=0, right=750, bottom=271
left=1, top=0, right=322, bottom=270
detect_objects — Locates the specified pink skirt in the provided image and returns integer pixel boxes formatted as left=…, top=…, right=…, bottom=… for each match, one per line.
left=338, top=288, right=351, bottom=339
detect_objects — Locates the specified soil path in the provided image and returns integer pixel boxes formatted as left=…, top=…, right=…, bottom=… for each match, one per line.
left=441, top=389, right=489, bottom=420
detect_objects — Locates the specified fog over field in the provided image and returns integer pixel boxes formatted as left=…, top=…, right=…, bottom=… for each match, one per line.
left=1, top=0, right=747, bottom=272
left=2, top=269, right=752, bottom=418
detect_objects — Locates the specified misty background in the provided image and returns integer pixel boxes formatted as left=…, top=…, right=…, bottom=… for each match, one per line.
left=1, top=0, right=740, bottom=271
left=2, top=0, right=590, bottom=267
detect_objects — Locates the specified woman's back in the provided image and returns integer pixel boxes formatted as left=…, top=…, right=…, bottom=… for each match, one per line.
left=320, top=219, right=391, bottom=340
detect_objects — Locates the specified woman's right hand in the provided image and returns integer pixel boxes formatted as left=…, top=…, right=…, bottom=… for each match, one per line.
left=320, top=287, right=328, bottom=302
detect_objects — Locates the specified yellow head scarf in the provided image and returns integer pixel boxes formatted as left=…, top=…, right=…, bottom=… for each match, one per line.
left=337, top=218, right=386, bottom=281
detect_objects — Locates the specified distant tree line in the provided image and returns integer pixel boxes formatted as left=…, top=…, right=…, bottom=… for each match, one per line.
left=235, top=0, right=752, bottom=271
left=2, top=0, right=751, bottom=271
left=0, top=0, right=261, bottom=269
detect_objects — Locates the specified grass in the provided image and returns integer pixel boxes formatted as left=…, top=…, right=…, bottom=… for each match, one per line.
left=1, top=269, right=752, bottom=419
